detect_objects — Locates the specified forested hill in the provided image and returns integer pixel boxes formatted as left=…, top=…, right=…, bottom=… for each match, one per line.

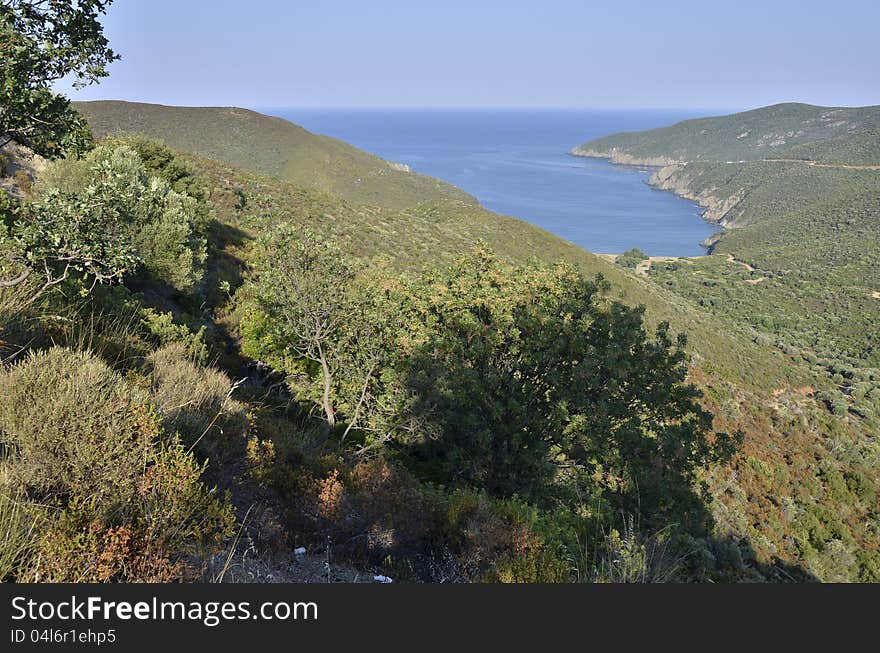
left=73, top=100, right=475, bottom=209
left=564, top=104, right=880, bottom=584
left=572, top=103, right=880, bottom=165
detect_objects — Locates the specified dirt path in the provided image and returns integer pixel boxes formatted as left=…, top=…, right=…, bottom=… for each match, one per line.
left=635, top=256, right=680, bottom=277
left=871, top=291, right=880, bottom=300
left=762, top=158, right=880, bottom=171
left=726, top=253, right=756, bottom=272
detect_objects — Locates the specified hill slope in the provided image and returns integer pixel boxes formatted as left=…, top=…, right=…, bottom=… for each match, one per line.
left=188, top=149, right=878, bottom=582
left=568, top=107, right=880, bottom=580
left=73, top=100, right=475, bottom=209
left=49, top=102, right=879, bottom=581
left=572, top=103, right=880, bottom=165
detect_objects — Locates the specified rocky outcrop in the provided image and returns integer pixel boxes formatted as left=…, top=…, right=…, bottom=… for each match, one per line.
left=387, top=161, right=411, bottom=173
left=0, top=141, right=48, bottom=199
left=648, top=164, right=745, bottom=227
left=571, top=145, right=743, bottom=247
left=569, top=146, right=680, bottom=168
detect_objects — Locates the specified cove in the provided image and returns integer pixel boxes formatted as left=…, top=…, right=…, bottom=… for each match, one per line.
left=262, top=108, right=720, bottom=257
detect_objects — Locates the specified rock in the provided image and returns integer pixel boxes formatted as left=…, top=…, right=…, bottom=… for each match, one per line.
left=0, top=141, right=48, bottom=199
left=569, top=146, right=679, bottom=167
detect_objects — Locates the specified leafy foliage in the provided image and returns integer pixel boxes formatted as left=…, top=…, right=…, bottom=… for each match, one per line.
left=2, top=143, right=207, bottom=295
left=617, top=247, right=648, bottom=269
left=396, top=252, right=735, bottom=521
left=0, top=0, right=117, bottom=155
left=240, top=226, right=400, bottom=437
left=240, top=237, right=735, bottom=530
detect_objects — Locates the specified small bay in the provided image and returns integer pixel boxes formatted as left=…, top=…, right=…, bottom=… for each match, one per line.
left=262, top=108, right=720, bottom=256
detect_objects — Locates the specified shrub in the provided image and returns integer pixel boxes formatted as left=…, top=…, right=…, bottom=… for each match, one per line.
left=147, top=343, right=248, bottom=454
left=0, top=346, right=236, bottom=582
left=140, top=309, right=209, bottom=363
left=617, top=248, right=649, bottom=269
left=23, top=443, right=235, bottom=583
left=9, top=144, right=206, bottom=296
left=106, top=135, right=210, bottom=228
left=0, top=347, right=156, bottom=508
left=437, top=490, right=570, bottom=583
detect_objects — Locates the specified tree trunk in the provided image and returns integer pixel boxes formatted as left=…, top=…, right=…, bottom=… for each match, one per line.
left=317, top=343, right=335, bottom=428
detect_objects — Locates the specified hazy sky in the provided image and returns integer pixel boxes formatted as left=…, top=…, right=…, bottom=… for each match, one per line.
left=58, top=0, right=880, bottom=109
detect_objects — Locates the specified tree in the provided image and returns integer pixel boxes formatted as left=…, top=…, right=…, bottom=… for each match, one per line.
left=240, top=225, right=398, bottom=439
left=394, top=249, right=737, bottom=526
left=1, top=0, right=118, bottom=155
left=0, top=143, right=206, bottom=297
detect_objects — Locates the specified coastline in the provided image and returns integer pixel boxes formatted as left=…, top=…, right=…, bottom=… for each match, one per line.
left=569, top=146, right=681, bottom=168
left=570, top=146, right=730, bottom=252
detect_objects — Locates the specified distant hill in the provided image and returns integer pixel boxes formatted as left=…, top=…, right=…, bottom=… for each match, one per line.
left=73, top=100, right=475, bottom=209
left=572, top=103, right=880, bottom=165
left=571, top=102, right=880, bottom=368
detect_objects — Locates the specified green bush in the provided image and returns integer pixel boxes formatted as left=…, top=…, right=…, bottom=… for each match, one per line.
left=0, top=346, right=236, bottom=582
left=617, top=248, right=649, bottom=269
left=147, top=343, right=248, bottom=454
left=0, top=347, right=156, bottom=507
left=13, top=143, right=207, bottom=294
left=140, top=309, right=209, bottom=363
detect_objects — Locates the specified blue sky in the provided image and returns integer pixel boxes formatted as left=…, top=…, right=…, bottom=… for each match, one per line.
left=58, top=0, right=880, bottom=109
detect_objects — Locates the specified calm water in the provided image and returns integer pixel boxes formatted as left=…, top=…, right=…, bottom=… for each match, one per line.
left=261, top=108, right=720, bottom=256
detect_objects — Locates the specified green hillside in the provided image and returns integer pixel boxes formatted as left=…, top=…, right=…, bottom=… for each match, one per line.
left=73, top=100, right=475, bottom=209
left=5, top=0, right=878, bottom=588
left=188, top=151, right=806, bottom=388
left=567, top=107, right=880, bottom=581
left=573, top=103, right=880, bottom=165
left=5, top=99, right=878, bottom=582
left=572, top=105, right=880, bottom=376
left=183, top=147, right=880, bottom=582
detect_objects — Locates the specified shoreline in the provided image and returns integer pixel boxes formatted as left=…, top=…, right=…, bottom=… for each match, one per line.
left=570, top=147, right=729, bottom=253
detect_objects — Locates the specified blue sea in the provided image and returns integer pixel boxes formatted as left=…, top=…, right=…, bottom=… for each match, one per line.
left=261, top=108, right=720, bottom=256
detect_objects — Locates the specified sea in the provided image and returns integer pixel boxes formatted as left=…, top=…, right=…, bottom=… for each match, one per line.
left=260, top=108, right=722, bottom=256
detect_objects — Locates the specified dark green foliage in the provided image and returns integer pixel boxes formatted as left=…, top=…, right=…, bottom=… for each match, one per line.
left=240, top=239, right=735, bottom=530
left=394, top=251, right=734, bottom=526
left=0, top=1, right=117, bottom=156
